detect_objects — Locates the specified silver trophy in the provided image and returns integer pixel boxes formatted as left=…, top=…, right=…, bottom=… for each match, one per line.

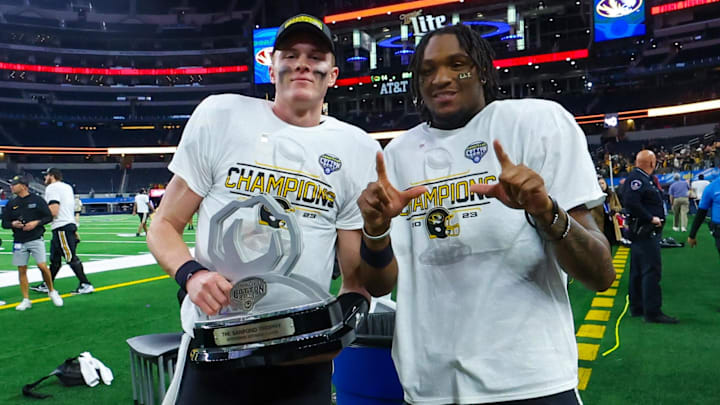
left=189, top=194, right=367, bottom=368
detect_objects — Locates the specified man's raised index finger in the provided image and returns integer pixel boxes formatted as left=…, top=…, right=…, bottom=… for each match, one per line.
left=375, top=151, right=389, bottom=182
left=493, top=140, right=514, bottom=170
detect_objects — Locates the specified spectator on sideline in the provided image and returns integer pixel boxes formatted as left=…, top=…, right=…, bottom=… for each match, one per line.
left=688, top=174, right=720, bottom=257
left=591, top=177, right=623, bottom=245
left=1, top=175, right=63, bottom=310
left=132, top=188, right=155, bottom=237
left=691, top=174, right=710, bottom=211
left=74, top=194, right=83, bottom=242
left=668, top=173, right=690, bottom=232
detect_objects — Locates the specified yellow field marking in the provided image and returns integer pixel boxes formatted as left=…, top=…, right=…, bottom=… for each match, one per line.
left=611, top=280, right=619, bottom=288
left=94, top=275, right=170, bottom=292
left=591, top=297, right=614, bottom=308
left=578, top=367, right=592, bottom=391
left=577, top=343, right=600, bottom=361
left=576, top=324, right=606, bottom=339
left=0, top=275, right=169, bottom=310
left=596, top=288, right=618, bottom=297
left=602, top=294, right=630, bottom=357
left=585, top=310, right=611, bottom=322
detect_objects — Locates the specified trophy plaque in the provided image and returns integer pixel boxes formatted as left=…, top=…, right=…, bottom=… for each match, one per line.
left=189, top=194, right=367, bottom=369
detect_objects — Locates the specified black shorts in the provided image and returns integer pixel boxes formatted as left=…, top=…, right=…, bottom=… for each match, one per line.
left=176, top=359, right=332, bottom=405
left=137, top=213, right=149, bottom=223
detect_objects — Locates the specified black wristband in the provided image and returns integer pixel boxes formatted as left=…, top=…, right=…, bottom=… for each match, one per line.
left=175, top=260, right=206, bottom=293
left=524, top=196, right=559, bottom=229
left=360, top=237, right=394, bottom=268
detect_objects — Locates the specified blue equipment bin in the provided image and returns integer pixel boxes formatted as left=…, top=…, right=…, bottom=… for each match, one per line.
left=333, top=312, right=404, bottom=405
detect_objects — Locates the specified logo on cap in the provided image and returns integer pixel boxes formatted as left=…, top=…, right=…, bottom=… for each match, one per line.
left=284, top=15, right=323, bottom=30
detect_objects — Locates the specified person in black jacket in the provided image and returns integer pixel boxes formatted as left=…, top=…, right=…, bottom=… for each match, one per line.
left=623, top=151, right=677, bottom=324
left=1, top=175, right=63, bottom=311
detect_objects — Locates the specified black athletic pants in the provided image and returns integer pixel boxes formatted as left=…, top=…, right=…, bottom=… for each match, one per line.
left=629, top=233, right=663, bottom=317
left=49, top=223, right=90, bottom=285
left=176, top=354, right=332, bottom=404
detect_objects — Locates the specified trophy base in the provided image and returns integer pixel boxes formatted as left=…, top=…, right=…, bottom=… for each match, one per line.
left=189, top=293, right=367, bottom=369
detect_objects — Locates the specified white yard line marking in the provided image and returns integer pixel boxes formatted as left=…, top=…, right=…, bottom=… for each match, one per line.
left=0, top=248, right=194, bottom=288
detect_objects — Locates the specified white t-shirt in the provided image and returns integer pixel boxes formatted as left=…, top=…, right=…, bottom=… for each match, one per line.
left=45, top=181, right=77, bottom=230
left=135, top=194, right=151, bottom=214
left=168, top=94, right=380, bottom=335
left=385, top=99, right=604, bottom=404
left=692, top=179, right=710, bottom=200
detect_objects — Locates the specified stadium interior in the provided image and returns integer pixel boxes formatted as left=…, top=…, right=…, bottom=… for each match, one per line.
left=1, top=0, right=719, bottom=403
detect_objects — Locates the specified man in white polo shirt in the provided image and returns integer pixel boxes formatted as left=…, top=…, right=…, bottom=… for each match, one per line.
left=30, top=168, right=94, bottom=295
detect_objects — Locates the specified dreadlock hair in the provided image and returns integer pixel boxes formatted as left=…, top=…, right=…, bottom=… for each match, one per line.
left=409, top=24, right=499, bottom=124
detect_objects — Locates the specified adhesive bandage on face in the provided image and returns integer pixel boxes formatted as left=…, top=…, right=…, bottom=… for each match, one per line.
left=458, top=72, right=472, bottom=80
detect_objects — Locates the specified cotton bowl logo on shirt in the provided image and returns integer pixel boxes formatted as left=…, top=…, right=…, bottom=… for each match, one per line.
left=630, top=179, right=642, bottom=191
left=318, top=154, right=342, bottom=175
left=464, top=141, right=488, bottom=164
left=596, top=0, right=642, bottom=18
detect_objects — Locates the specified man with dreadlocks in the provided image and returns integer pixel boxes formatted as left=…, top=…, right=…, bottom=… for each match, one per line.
left=357, top=25, right=615, bottom=404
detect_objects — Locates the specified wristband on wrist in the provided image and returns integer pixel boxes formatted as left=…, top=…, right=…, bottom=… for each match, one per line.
left=525, top=196, right=571, bottom=241
left=525, top=196, right=559, bottom=229
left=362, top=222, right=392, bottom=240
left=360, top=237, right=394, bottom=268
left=175, top=260, right=206, bottom=293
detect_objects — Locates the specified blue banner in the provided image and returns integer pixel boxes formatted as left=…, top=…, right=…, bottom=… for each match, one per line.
left=253, top=27, right=279, bottom=84
left=594, top=0, right=646, bottom=42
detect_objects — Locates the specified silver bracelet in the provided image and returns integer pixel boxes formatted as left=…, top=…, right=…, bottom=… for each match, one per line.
left=559, top=212, right=572, bottom=240
left=362, top=223, right=392, bottom=240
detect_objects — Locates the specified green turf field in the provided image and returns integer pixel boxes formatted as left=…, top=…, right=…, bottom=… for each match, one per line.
left=0, top=213, right=717, bottom=404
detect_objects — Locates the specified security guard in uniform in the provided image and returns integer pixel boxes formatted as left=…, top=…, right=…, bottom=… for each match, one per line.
left=623, top=150, right=678, bottom=324
left=688, top=174, right=720, bottom=257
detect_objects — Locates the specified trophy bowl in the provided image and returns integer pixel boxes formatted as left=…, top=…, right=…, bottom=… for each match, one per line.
left=189, top=195, right=367, bottom=369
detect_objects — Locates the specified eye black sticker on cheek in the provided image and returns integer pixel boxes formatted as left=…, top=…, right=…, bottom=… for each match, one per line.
left=277, top=64, right=293, bottom=81
left=458, top=72, right=472, bottom=80
left=313, top=68, right=328, bottom=80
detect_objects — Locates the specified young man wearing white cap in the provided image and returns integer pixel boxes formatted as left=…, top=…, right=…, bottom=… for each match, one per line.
left=148, top=14, right=390, bottom=405
left=1, top=175, right=63, bottom=310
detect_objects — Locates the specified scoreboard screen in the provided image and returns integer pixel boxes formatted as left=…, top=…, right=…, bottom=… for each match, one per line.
left=594, top=0, right=646, bottom=42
